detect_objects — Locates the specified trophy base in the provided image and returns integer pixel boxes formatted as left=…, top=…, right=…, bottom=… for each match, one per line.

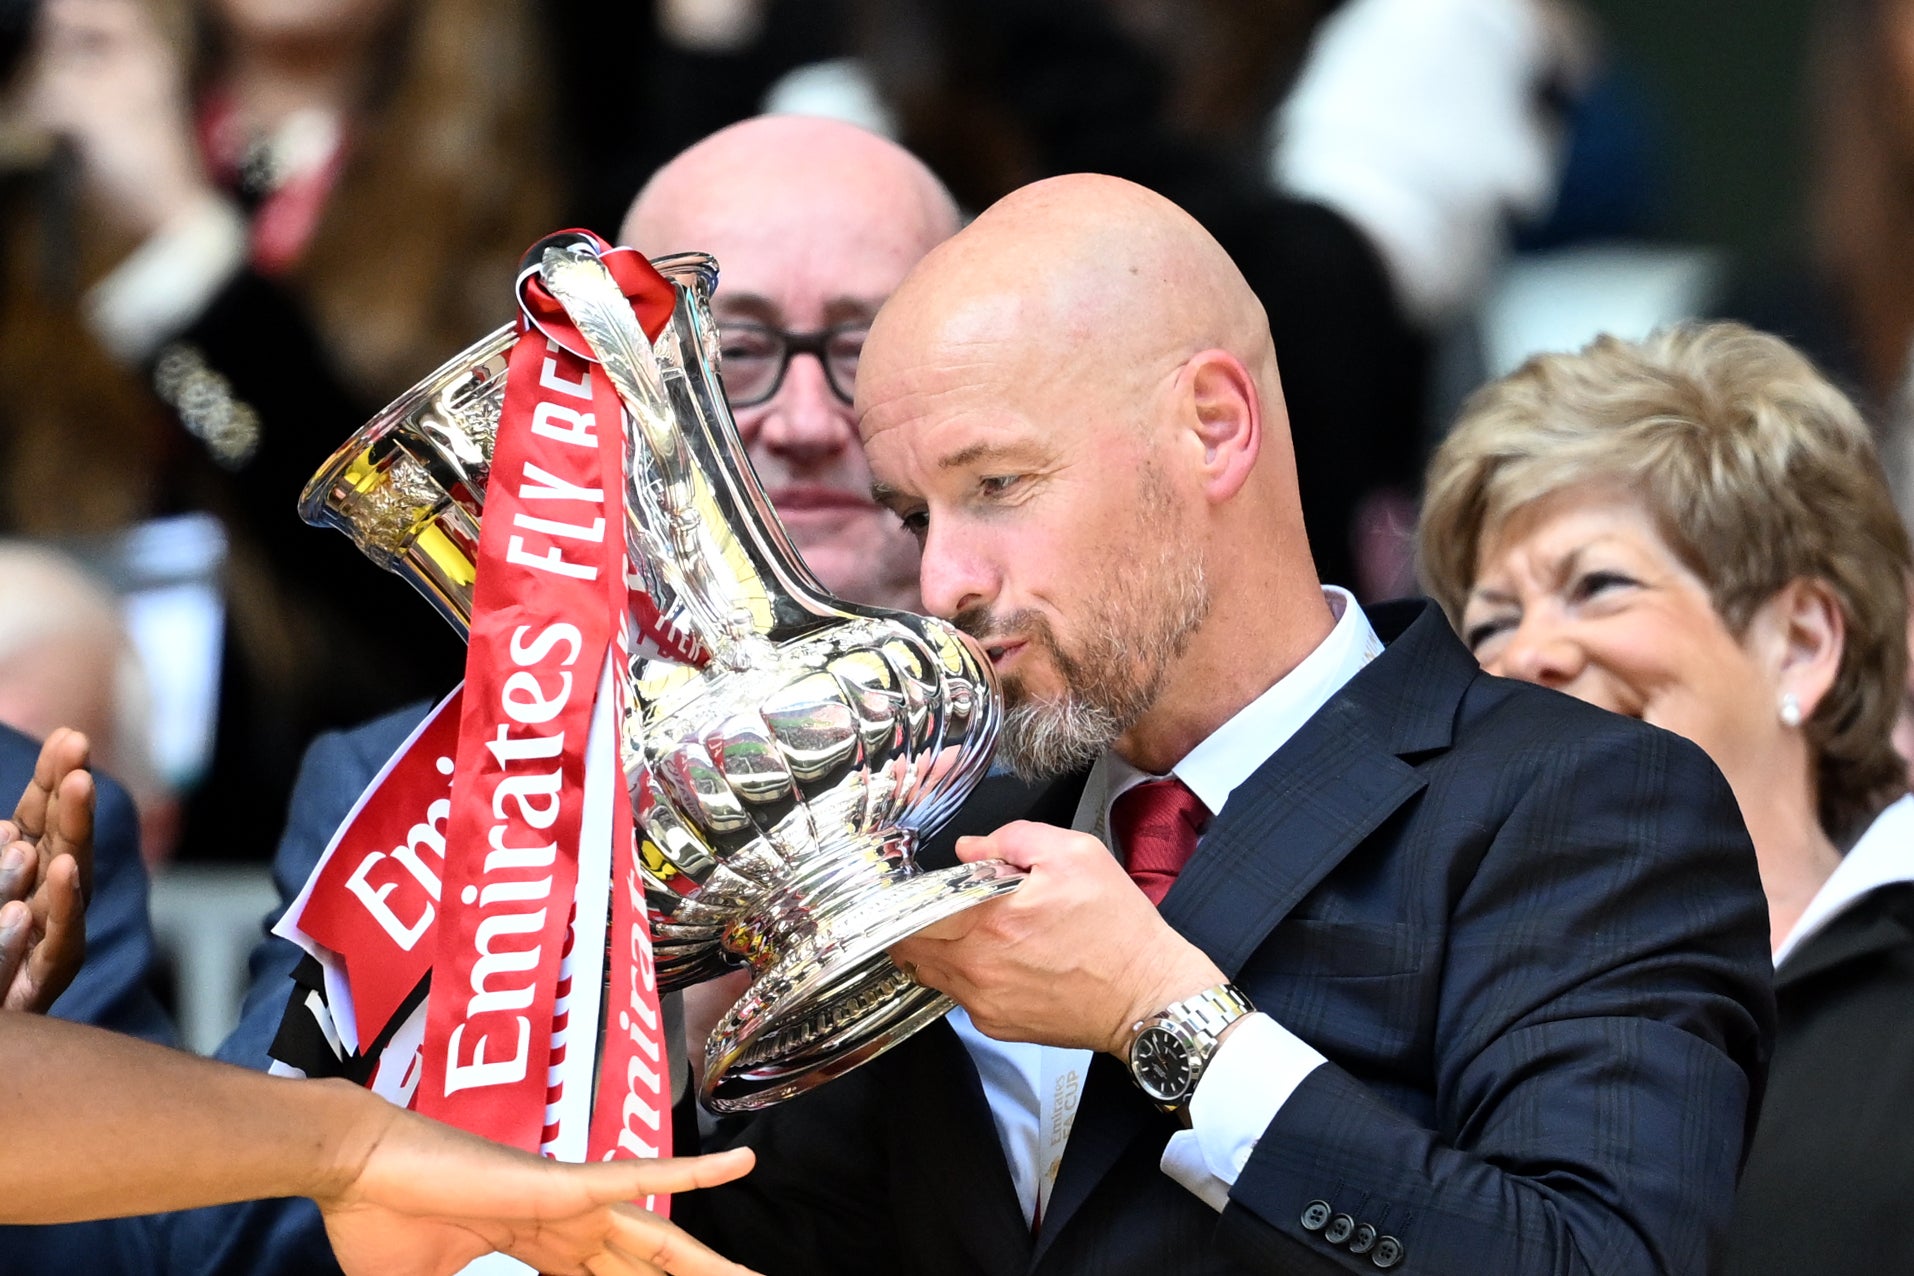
left=701, top=858, right=1026, bottom=1112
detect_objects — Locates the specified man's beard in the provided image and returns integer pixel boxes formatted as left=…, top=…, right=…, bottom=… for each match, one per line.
left=956, top=494, right=1210, bottom=781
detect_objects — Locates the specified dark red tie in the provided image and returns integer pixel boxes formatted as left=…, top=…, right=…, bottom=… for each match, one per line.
left=1111, top=778, right=1211, bottom=905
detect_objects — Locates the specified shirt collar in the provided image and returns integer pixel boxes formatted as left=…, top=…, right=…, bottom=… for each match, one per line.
left=1096, top=586, right=1383, bottom=822
left=1774, top=792, right=1914, bottom=969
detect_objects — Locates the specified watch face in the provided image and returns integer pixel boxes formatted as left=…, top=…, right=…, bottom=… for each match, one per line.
left=1131, top=1025, right=1193, bottom=1103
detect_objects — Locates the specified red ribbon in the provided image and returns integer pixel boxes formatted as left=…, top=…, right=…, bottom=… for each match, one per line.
left=413, top=320, right=616, bottom=1150
left=293, top=688, right=462, bottom=1050
left=516, top=231, right=677, bottom=354
left=286, top=229, right=679, bottom=1205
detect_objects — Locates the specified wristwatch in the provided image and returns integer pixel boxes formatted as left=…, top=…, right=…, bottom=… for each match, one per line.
left=1126, top=982, right=1256, bottom=1112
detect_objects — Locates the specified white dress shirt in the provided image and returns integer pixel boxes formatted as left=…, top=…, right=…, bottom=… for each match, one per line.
left=951, top=586, right=1384, bottom=1224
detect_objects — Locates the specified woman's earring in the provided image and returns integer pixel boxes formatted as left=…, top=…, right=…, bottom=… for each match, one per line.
left=1779, top=691, right=1803, bottom=728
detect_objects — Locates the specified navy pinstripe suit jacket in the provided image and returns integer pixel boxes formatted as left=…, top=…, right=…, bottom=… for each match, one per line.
left=677, top=599, right=1776, bottom=1275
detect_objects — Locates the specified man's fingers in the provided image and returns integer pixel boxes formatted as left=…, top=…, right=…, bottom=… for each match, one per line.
left=585, top=1251, right=638, bottom=1276
left=556, top=1155, right=763, bottom=1276
left=0, top=898, right=30, bottom=1005
left=888, top=933, right=978, bottom=1004
left=48, top=770, right=94, bottom=901
left=954, top=820, right=1057, bottom=863
left=15, top=728, right=86, bottom=841
left=962, top=820, right=1066, bottom=871
left=587, top=1147, right=755, bottom=1200
left=30, top=727, right=84, bottom=800
left=899, top=911, right=973, bottom=945
left=953, top=832, right=998, bottom=863
left=603, top=1214, right=763, bottom=1276
left=12, top=730, right=57, bottom=838
left=892, top=911, right=988, bottom=991
left=599, top=1236, right=673, bottom=1276
left=674, top=1146, right=755, bottom=1191
left=7, top=730, right=96, bottom=914
left=20, top=855, right=84, bottom=1010
left=0, top=843, right=30, bottom=905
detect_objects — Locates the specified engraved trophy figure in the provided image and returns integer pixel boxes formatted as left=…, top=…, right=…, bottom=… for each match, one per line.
left=301, top=237, right=1023, bottom=1111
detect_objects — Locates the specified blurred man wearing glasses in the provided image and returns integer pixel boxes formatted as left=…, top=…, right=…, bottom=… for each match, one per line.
left=626, top=116, right=956, bottom=612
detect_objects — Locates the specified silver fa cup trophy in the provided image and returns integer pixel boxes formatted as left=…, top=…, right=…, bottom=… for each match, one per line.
left=301, top=242, right=1023, bottom=1110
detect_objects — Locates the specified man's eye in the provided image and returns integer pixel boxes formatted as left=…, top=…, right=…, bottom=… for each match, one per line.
left=897, top=509, right=929, bottom=540
left=979, top=475, right=1022, bottom=498
left=825, top=328, right=869, bottom=360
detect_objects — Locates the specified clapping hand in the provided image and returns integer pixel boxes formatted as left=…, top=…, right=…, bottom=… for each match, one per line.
left=0, top=727, right=93, bottom=1013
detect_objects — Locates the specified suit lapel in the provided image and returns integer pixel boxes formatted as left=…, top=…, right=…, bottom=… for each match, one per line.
left=1031, top=1050, right=1154, bottom=1269
left=1034, top=601, right=1474, bottom=1259
left=1165, top=600, right=1470, bottom=973
left=1163, top=600, right=1462, bottom=968
left=1161, top=690, right=1426, bottom=975
left=896, top=1019, right=1035, bottom=1271
left=896, top=775, right=1088, bottom=1269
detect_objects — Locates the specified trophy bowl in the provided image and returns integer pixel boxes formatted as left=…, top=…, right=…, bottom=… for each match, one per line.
left=301, top=246, right=1023, bottom=1111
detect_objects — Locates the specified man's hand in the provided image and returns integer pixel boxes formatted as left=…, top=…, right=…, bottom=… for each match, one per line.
left=890, top=821, right=1224, bottom=1055
left=320, top=1097, right=760, bottom=1276
left=0, top=728, right=93, bottom=1013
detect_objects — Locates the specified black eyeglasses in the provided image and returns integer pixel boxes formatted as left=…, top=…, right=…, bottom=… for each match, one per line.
left=718, top=320, right=868, bottom=407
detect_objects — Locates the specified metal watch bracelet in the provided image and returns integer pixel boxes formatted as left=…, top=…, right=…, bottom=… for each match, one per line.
left=1127, top=982, right=1256, bottom=1112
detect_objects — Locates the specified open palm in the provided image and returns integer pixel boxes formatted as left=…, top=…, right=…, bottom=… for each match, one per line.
left=320, top=1106, right=756, bottom=1276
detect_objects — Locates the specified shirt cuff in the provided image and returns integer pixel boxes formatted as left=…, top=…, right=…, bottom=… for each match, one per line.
left=84, top=192, right=248, bottom=364
left=1160, top=1012, right=1325, bottom=1211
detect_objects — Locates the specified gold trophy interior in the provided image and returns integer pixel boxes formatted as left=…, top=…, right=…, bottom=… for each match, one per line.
left=301, top=245, right=1023, bottom=1111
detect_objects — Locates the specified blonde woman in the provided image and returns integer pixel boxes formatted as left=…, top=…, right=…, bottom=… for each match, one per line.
left=1419, top=321, right=1914, bottom=1275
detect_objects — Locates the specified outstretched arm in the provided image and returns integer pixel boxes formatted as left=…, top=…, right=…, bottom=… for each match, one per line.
left=0, top=1014, right=758, bottom=1276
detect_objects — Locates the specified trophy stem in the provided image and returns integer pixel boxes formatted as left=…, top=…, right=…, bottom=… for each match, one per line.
left=702, top=853, right=1025, bottom=1112
left=722, top=826, right=918, bottom=973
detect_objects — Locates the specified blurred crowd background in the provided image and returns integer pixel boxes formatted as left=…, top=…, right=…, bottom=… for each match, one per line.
left=0, top=0, right=1893, bottom=1042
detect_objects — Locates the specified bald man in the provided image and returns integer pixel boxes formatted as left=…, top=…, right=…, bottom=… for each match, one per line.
left=137, top=117, right=990, bottom=1276
left=672, top=177, right=1774, bottom=1275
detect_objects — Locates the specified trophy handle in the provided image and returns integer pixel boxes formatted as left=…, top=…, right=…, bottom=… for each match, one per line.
left=537, top=243, right=768, bottom=672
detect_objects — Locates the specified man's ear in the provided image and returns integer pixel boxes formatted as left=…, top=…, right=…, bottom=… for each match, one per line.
left=1756, top=577, right=1845, bottom=720
left=1182, top=349, right=1261, bottom=504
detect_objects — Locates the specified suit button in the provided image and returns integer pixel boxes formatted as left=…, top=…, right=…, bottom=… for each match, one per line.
left=1372, top=1235, right=1405, bottom=1268
left=1349, top=1222, right=1378, bottom=1254
left=1324, top=1213, right=1356, bottom=1245
left=1300, top=1200, right=1332, bottom=1232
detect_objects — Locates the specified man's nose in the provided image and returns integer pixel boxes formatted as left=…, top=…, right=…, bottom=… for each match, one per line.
left=757, top=353, right=853, bottom=461
left=1485, top=612, right=1586, bottom=689
left=917, top=520, right=997, bottom=622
